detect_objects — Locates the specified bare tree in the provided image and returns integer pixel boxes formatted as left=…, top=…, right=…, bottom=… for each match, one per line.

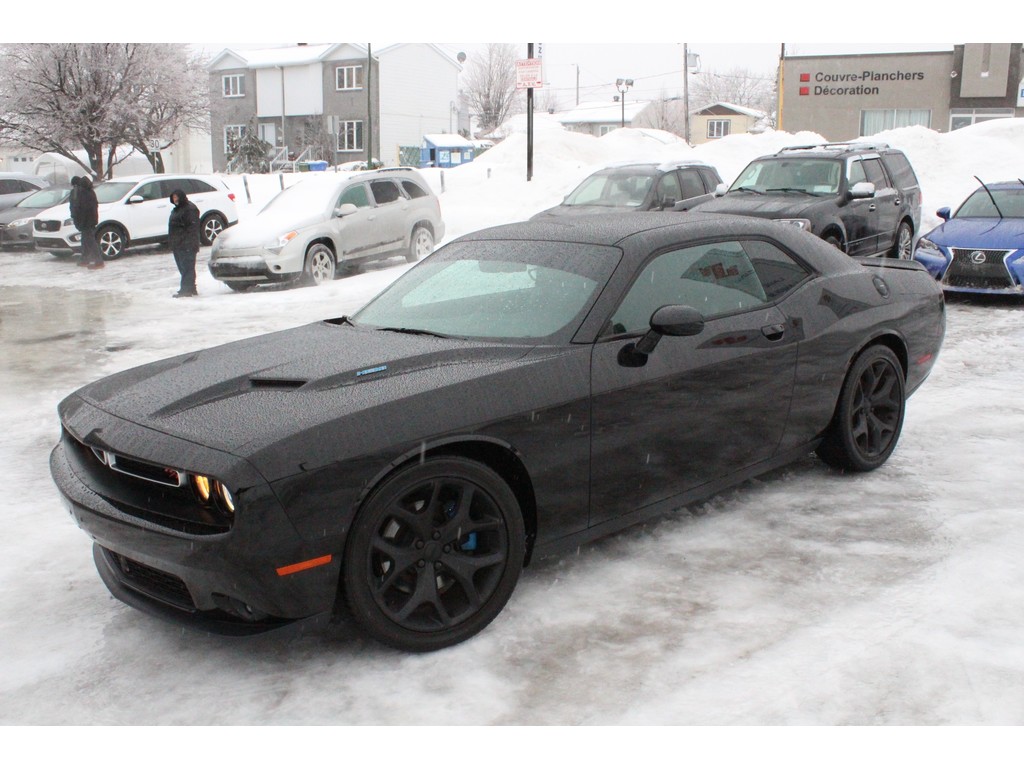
left=688, top=67, right=777, bottom=127
left=0, top=43, right=209, bottom=178
left=461, top=43, right=522, bottom=135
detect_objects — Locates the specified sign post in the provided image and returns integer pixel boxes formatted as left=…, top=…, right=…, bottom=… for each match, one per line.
left=517, top=49, right=543, bottom=181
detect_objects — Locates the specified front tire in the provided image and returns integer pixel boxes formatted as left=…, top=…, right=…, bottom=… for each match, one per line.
left=343, top=457, right=525, bottom=651
left=302, top=243, right=336, bottom=286
left=96, top=225, right=126, bottom=260
left=817, top=345, right=906, bottom=472
left=407, top=225, right=434, bottom=263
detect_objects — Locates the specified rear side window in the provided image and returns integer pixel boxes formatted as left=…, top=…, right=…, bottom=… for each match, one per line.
left=370, top=180, right=402, bottom=205
left=401, top=180, right=429, bottom=199
left=678, top=170, right=705, bottom=199
left=881, top=152, right=919, bottom=189
left=185, top=179, right=216, bottom=194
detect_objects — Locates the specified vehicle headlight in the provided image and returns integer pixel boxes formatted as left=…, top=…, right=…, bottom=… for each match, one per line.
left=9, top=218, right=31, bottom=228
left=63, top=217, right=74, bottom=227
left=190, top=473, right=235, bottom=515
left=917, top=237, right=941, bottom=252
left=266, top=231, right=298, bottom=253
left=777, top=218, right=812, bottom=231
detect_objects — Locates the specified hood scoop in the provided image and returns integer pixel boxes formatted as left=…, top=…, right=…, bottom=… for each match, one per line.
left=249, top=377, right=308, bottom=391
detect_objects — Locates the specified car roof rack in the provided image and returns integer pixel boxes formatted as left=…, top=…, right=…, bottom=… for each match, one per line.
left=776, top=141, right=891, bottom=155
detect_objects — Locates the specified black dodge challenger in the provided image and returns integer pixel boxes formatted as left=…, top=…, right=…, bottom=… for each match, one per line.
left=50, top=213, right=945, bottom=651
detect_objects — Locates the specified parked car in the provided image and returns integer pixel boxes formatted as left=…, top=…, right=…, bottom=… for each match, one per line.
left=0, top=172, right=49, bottom=214
left=50, top=212, right=944, bottom=651
left=531, top=160, right=722, bottom=218
left=0, top=185, right=71, bottom=249
left=33, top=174, right=238, bottom=259
left=693, top=142, right=921, bottom=258
left=912, top=180, right=1024, bottom=295
left=209, top=167, right=444, bottom=291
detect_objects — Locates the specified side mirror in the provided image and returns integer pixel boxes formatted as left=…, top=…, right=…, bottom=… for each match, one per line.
left=127, top=195, right=145, bottom=205
left=659, top=197, right=677, bottom=211
left=848, top=181, right=876, bottom=200
left=635, top=305, right=705, bottom=354
left=334, top=203, right=359, bottom=217
left=936, top=207, right=951, bottom=221
left=714, top=182, right=729, bottom=196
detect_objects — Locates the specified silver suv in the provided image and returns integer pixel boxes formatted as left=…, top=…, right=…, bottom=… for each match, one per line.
left=209, top=167, right=445, bottom=291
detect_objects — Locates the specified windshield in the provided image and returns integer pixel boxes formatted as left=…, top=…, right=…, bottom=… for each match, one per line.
left=564, top=169, right=656, bottom=208
left=353, top=240, right=620, bottom=342
left=730, top=158, right=841, bottom=196
left=259, top=177, right=348, bottom=216
left=18, top=187, right=71, bottom=208
left=955, top=187, right=1024, bottom=218
left=93, top=182, right=136, bottom=203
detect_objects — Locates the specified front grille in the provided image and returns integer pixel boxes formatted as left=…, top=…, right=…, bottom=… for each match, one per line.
left=944, top=248, right=1015, bottom=290
left=106, top=549, right=196, bottom=611
left=35, top=237, right=72, bottom=249
left=34, top=219, right=61, bottom=232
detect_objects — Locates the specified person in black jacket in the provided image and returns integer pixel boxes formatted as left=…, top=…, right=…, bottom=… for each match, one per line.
left=168, top=188, right=201, bottom=297
left=70, top=175, right=103, bottom=269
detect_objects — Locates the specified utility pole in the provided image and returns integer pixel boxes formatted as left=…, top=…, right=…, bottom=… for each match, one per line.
left=527, top=43, right=534, bottom=181
left=367, top=43, right=374, bottom=166
left=777, top=43, right=786, bottom=131
left=683, top=43, right=690, bottom=145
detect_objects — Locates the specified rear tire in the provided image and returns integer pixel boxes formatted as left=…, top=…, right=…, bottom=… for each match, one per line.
left=407, top=226, right=434, bottom=263
left=889, top=221, right=913, bottom=259
left=817, top=345, right=905, bottom=472
left=824, top=234, right=844, bottom=252
left=96, top=225, right=126, bottom=260
left=200, top=213, right=227, bottom=246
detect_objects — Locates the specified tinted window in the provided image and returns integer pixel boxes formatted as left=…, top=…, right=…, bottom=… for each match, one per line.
left=881, top=152, right=919, bottom=189
left=745, top=240, right=811, bottom=300
left=370, top=180, right=402, bottom=205
left=860, top=158, right=888, bottom=188
left=401, top=180, right=428, bottom=199
left=135, top=181, right=164, bottom=201
left=655, top=172, right=682, bottom=205
left=338, top=184, right=370, bottom=208
left=0, top=180, right=16, bottom=194
left=608, top=241, right=771, bottom=334
left=678, top=169, right=705, bottom=200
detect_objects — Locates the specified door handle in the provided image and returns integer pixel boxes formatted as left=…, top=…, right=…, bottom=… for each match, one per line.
left=761, top=323, right=785, bottom=341
left=868, top=204, right=877, bottom=211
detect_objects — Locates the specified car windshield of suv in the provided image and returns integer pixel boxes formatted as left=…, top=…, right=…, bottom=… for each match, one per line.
left=258, top=176, right=348, bottom=217
left=94, top=182, right=136, bottom=204
left=731, top=159, right=841, bottom=196
left=17, top=187, right=70, bottom=208
left=955, top=187, right=1024, bottom=218
left=563, top=169, right=656, bottom=208
left=353, top=240, right=620, bottom=342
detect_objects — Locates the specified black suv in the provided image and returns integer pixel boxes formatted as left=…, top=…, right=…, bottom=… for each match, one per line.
left=532, top=160, right=723, bottom=218
left=693, top=142, right=921, bottom=258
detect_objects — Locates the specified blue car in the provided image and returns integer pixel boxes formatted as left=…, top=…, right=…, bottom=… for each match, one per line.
left=913, top=181, right=1024, bottom=295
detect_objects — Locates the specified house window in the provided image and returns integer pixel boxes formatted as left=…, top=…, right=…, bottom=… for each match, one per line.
left=222, top=74, right=245, bottom=98
left=949, top=108, right=1014, bottom=131
left=860, top=109, right=931, bottom=135
left=707, top=119, right=731, bottom=139
left=224, top=124, right=246, bottom=154
left=598, top=125, right=617, bottom=136
left=337, top=120, right=363, bottom=152
left=336, top=65, right=364, bottom=91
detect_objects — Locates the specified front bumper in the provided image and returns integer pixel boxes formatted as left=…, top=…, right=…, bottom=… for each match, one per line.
left=0, top=223, right=35, bottom=248
left=914, top=244, right=1024, bottom=295
left=209, top=248, right=304, bottom=286
left=49, top=404, right=341, bottom=634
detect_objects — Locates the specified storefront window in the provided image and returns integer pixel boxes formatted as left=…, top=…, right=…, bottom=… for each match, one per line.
left=860, top=109, right=931, bottom=135
left=949, top=108, right=1015, bottom=130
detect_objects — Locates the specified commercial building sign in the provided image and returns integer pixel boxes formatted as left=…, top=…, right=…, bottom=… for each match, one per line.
left=798, top=69, right=926, bottom=97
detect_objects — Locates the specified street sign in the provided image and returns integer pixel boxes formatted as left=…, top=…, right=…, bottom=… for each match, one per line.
left=516, top=59, right=544, bottom=90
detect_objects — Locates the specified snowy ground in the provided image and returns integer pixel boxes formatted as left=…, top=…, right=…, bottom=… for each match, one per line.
left=3, top=121, right=1024, bottom=739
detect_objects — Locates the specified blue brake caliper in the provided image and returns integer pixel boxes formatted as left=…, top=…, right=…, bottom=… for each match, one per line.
left=444, top=499, right=477, bottom=551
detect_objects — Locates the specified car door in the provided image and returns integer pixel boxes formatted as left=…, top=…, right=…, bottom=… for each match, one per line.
left=843, top=160, right=881, bottom=257
left=861, top=157, right=899, bottom=254
left=329, top=182, right=378, bottom=260
left=674, top=167, right=715, bottom=210
left=121, top=179, right=173, bottom=240
left=366, top=179, right=410, bottom=255
left=588, top=238, right=804, bottom=527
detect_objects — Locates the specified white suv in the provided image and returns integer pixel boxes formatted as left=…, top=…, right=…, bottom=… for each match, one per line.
left=33, top=174, right=239, bottom=259
left=209, top=167, right=444, bottom=291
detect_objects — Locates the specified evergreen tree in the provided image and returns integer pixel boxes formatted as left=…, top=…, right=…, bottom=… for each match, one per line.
left=227, top=120, right=271, bottom=173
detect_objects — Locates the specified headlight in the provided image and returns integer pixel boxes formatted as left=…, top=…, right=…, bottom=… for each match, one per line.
left=777, top=218, right=812, bottom=231
left=63, top=217, right=74, bottom=227
left=917, top=237, right=941, bottom=252
left=265, top=231, right=298, bottom=252
left=190, top=473, right=235, bottom=515
left=9, top=218, right=31, bottom=228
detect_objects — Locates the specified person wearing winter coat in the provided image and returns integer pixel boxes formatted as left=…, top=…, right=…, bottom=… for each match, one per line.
left=70, top=175, right=103, bottom=269
left=168, top=188, right=201, bottom=297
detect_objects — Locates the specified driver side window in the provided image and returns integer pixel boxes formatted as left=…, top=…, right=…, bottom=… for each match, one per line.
left=338, top=184, right=370, bottom=208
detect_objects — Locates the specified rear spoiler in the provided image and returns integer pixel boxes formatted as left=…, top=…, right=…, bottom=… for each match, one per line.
left=855, top=256, right=926, bottom=272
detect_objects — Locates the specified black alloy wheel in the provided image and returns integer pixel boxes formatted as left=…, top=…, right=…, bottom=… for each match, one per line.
left=96, top=224, right=126, bottom=260
left=817, top=345, right=906, bottom=472
left=343, top=457, right=525, bottom=651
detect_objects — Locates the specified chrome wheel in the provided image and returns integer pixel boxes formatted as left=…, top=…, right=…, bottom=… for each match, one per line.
left=303, top=244, right=336, bottom=285
left=201, top=213, right=227, bottom=245
left=96, top=225, right=125, bottom=260
left=891, top=222, right=913, bottom=259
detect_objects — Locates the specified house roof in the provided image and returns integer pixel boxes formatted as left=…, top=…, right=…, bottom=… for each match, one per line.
left=376, top=43, right=464, bottom=71
left=555, top=100, right=652, bottom=125
left=207, top=44, right=370, bottom=70
left=423, top=134, right=474, bottom=148
left=692, top=102, right=767, bottom=119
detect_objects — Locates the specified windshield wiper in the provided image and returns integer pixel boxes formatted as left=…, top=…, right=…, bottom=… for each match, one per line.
left=975, top=176, right=1005, bottom=219
left=765, top=187, right=815, bottom=195
left=731, top=186, right=764, bottom=195
left=378, top=327, right=455, bottom=339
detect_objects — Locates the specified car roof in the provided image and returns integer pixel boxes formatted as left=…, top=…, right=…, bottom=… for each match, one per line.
left=591, top=160, right=714, bottom=173
left=759, top=142, right=898, bottom=160
left=0, top=172, right=47, bottom=184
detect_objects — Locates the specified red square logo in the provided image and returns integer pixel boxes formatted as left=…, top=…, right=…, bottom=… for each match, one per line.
left=799, top=86, right=810, bottom=96
left=800, top=73, right=810, bottom=82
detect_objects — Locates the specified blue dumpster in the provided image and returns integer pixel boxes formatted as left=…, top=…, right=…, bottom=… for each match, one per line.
left=308, top=161, right=328, bottom=172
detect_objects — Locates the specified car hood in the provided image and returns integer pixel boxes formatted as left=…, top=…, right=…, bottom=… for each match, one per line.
left=532, top=204, right=635, bottom=218
left=62, top=321, right=541, bottom=475
left=214, top=208, right=325, bottom=250
left=0, top=205, right=46, bottom=224
left=692, top=192, right=820, bottom=218
left=924, top=217, right=1024, bottom=248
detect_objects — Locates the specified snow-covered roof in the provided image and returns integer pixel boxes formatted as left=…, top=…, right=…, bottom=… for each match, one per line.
left=423, top=134, right=474, bottom=148
left=555, top=100, right=652, bottom=125
left=693, top=102, right=768, bottom=120
left=376, top=43, right=463, bottom=71
left=207, top=44, right=369, bottom=70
